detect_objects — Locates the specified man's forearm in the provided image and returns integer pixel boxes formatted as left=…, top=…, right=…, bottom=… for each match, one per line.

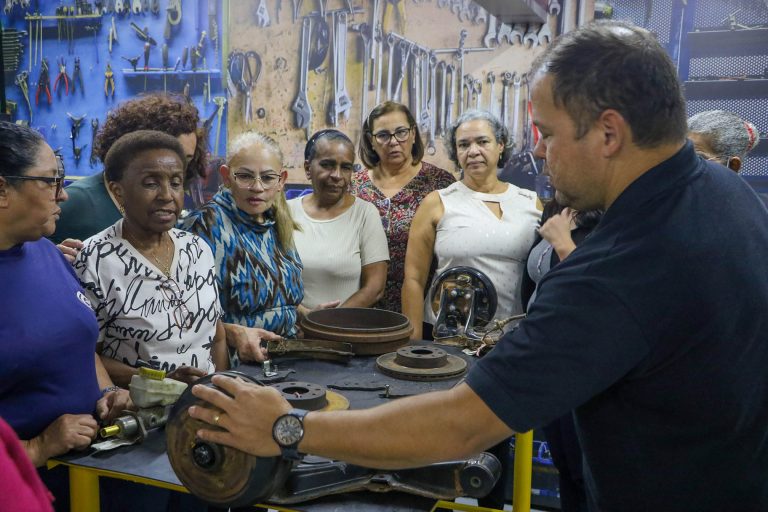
left=299, top=384, right=513, bottom=469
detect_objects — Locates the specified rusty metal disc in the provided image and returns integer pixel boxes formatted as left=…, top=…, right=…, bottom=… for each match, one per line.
left=272, top=381, right=328, bottom=411
left=166, top=372, right=290, bottom=508
left=376, top=346, right=468, bottom=381
left=300, top=308, right=413, bottom=355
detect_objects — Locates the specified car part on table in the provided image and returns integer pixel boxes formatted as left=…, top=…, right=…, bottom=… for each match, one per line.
left=269, top=452, right=501, bottom=504
left=168, top=371, right=498, bottom=508
left=92, top=367, right=188, bottom=452
left=299, top=308, right=412, bottom=355
left=267, top=337, right=355, bottom=362
left=376, top=345, right=467, bottom=381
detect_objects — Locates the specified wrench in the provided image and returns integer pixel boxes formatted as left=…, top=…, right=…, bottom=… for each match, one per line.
left=524, top=24, right=540, bottom=48
left=500, top=72, right=513, bottom=131
left=292, top=17, right=313, bottom=137
left=436, top=60, right=446, bottom=137
left=497, top=22, right=513, bottom=45
left=409, top=50, right=421, bottom=124
left=456, top=29, right=468, bottom=115
left=486, top=71, right=495, bottom=116
left=474, top=79, right=482, bottom=110
left=537, top=22, right=552, bottom=45
left=368, top=0, right=380, bottom=91
left=212, top=97, right=227, bottom=157
left=511, top=73, right=523, bottom=149
left=384, top=33, right=398, bottom=101
left=511, top=24, right=526, bottom=46
left=328, top=12, right=352, bottom=126
left=483, top=14, right=498, bottom=48
left=446, top=63, right=456, bottom=129
left=463, top=75, right=472, bottom=112
left=374, top=24, right=383, bottom=105
left=548, top=0, right=561, bottom=16
left=437, top=0, right=449, bottom=7
left=474, top=6, right=487, bottom=24
left=255, top=0, right=271, bottom=27
left=425, top=53, right=437, bottom=155
left=131, top=0, right=141, bottom=14
left=359, top=23, right=372, bottom=127
left=392, top=40, right=412, bottom=102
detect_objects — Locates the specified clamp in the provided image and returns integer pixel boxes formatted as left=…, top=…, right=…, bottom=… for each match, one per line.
left=35, top=58, right=52, bottom=106
left=72, top=57, right=84, bottom=95
left=104, top=63, right=115, bottom=98
left=53, top=58, right=70, bottom=96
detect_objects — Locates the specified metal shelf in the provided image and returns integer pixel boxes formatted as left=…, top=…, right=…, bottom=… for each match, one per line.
left=687, top=28, right=768, bottom=58
left=684, top=79, right=768, bottom=99
left=121, top=69, right=221, bottom=77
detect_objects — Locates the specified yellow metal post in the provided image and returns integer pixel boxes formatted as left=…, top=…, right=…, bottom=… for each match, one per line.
left=69, top=466, right=100, bottom=512
left=511, top=431, right=533, bottom=512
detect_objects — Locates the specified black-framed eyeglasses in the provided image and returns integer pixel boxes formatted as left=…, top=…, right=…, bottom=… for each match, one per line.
left=371, top=127, right=412, bottom=145
left=231, top=170, right=282, bottom=190
left=3, top=154, right=66, bottom=197
left=159, top=279, right=193, bottom=330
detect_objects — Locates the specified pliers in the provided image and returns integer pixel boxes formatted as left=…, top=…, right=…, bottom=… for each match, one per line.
left=35, top=58, right=52, bottom=106
left=104, top=63, right=115, bottom=98
left=383, top=0, right=406, bottom=34
left=72, top=57, right=84, bottom=95
left=54, top=57, right=70, bottom=96
left=15, top=71, right=32, bottom=122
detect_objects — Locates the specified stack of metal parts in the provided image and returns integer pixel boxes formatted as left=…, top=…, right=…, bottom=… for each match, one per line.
left=299, top=307, right=413, bottom=355
left=1, top=27, right=26, bottom=73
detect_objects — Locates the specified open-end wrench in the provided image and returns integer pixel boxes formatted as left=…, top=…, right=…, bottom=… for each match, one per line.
left=474, top=5, right=487, bottom=24
left=359, top=23, right=371, bottom=126
left=436, top=60, right=446, bottom=137
left=548, top=0, right=561, bottom=16
left=457, top=0, right=471, bottom=22
left=483, top=14, right=498, bottom=48
left=500, top=71, right=513, bottom=131
left=423, top=52, right=437, bottom=153
left=385, top=32, right=396, bottom=101
left=463, top=74, right=472, bottom=112
left=212, top=97, right=227, bottom=157
left=368, top=0, right=380, bottom=91
left=131, top=0, right=141, bottom=14
left=255, top=0, right=271, bottom=27
left=456, top=29, right=468, bottom=115
left=537, top=22, right=552, bottom=45
left=409, top=50, right=422, bottom=123
left=511, top=24, right=526, bottom=45
left=446, top=63, right=456, bottom=129
left=486, top=71, right=495, bottom=116
left=374, top=23, right=383, bottom=105
left=392, top=40, right=412, bottom=102
left=497, top=22, right=513, bottom=45
left=474, top=79, right=482, bottom=110
left=511, top=73, right=523, bottom=150
left=524, top=24, right=540, bottom=48
left=292, top=17, right=313, bottom=137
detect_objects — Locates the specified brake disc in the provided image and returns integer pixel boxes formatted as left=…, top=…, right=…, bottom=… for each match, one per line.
left=376, top=345, right=468, bottom=381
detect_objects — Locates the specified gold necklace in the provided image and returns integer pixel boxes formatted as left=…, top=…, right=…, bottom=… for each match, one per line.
left=124, top=230, right=173, bottom=277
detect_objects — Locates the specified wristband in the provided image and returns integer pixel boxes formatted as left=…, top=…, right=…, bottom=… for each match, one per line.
left=101, top=386, right=120, bottom=395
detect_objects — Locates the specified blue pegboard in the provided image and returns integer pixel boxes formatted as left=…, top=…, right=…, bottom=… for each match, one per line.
left=1, top=0, right=226, bottom=180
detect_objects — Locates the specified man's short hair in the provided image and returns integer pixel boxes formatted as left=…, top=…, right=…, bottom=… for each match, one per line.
left=532, top=21, right=687, bottom=148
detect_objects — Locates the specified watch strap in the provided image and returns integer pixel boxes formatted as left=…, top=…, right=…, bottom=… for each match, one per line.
left=274, top=408, right=309, bottom=461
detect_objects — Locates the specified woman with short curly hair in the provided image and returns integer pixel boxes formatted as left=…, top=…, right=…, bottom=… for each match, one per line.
left=51, top=93, right=206, bottom=245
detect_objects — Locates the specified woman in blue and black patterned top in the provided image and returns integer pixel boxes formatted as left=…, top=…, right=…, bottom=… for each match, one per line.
left=181, top=132, right=303, bottom=362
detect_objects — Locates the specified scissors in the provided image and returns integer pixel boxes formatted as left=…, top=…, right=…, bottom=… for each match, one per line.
left=228, top=51, right=262, bottom=124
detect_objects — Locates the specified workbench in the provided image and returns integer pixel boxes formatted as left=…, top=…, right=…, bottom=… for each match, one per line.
left=51, top=344, right=533, bottom=512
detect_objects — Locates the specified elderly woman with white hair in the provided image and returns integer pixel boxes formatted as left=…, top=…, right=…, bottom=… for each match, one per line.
left=181, top=132, right=303, bottom=360
left=687, top=110, right=759, bottom=173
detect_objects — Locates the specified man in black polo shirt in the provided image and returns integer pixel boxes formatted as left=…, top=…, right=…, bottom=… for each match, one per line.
left=188, top=21, right=768, bottom=511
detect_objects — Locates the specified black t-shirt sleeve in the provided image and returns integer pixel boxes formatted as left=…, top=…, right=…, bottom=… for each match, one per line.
left=466, top=262, right=651, bottom=433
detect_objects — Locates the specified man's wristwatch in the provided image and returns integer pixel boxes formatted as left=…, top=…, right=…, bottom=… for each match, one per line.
left=272, top=408, right=309, bottom=460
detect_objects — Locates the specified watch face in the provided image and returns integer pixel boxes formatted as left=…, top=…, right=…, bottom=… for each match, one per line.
left=274, top=414, right=304, bottom=446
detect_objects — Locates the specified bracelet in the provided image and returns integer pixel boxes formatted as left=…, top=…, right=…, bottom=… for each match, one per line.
left=101, top=386, right=121, bottom=395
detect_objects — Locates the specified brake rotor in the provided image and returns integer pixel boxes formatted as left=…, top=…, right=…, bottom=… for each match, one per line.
left=376, top=346, right=468, bottom=381
left=300, top=308, right=413, bottom=355
left=166, top=372, right=290, bottom=508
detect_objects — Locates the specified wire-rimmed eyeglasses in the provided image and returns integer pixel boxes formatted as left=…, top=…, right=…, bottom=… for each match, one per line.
left=159, top=279, right=193, bottom=330
left=231, top=170, right=282, bottom=190
left=371, top=127, right=413, bottom=145
left=3, top=154, right=66, bottom=197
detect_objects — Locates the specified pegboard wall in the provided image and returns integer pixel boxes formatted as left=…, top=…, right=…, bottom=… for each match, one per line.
left=1, top=0, right=226, bottom=180
left=225, top=0, right=557, bottom=183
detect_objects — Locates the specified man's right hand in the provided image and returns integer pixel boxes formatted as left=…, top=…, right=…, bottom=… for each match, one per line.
left=57, top=238, right=84, bottom=264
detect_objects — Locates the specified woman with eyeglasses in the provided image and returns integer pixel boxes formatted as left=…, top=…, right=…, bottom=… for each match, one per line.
left=354, top=101, right=455, bottom=313
left=288, top=129, right=389, bottom=309
left=181, top=132, right=303, bottom=357
left=687, top=110, right=759, bottom=173
left=73, top=131, right=229, bottom=389
left=403, top=110, right=540, bottom=342
left=0, top=121, right=130, bottom=508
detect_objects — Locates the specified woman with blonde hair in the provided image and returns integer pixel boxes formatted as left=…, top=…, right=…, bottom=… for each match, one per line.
left=181, top=132, right=302, bottom=359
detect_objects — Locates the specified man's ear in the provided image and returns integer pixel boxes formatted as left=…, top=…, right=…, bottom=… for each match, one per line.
left=728, top=156, right=742, bottom=173
left=0, top=178, right=10, bottom=208
left=597, top=109, right=626, bottom=158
